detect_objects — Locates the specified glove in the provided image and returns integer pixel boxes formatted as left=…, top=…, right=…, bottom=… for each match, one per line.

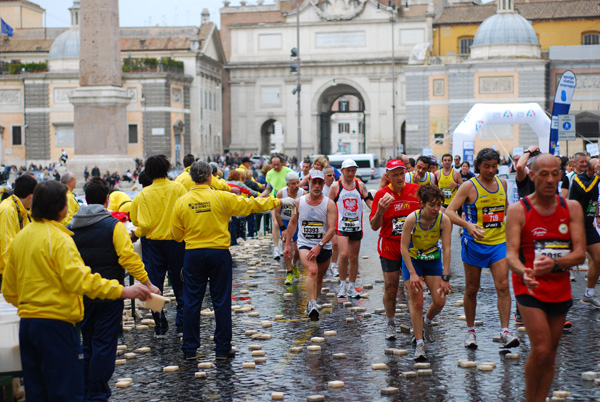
left=280, top=197, right=296, bottom=207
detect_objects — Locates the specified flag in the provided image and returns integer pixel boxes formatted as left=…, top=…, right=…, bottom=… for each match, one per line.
left=1, top=18, right=13, bottom=37
left=549, top=70, right=577, bottom=155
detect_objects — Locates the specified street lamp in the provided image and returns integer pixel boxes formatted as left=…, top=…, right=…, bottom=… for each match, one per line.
left=289, top=0, right=302, bottom=163
left=378, top=1, right=399, bottom=157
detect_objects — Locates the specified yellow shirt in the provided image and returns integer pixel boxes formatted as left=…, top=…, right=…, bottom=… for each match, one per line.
left=210, top=175, right=233, bottom=192
left=0, top=195, right=30, bottom=274
left=60, top=190, right=80, bottom=227
left=129, top=192, right=141, bottom=227
left=464, top=177, right=506, bottom=245
left=112, top=220, right=149, bottom=283
left=1, top=220, right=123, bottom=324
left=172, top=184, right=281, bottom=249
left=408, top=210, right=442, bottom=260
left=134, top=178, right=187, bottom=240
left=438, top=168, right=458, bottom=207
left=107, top=190, right=133, bottom=213
left=175, top=167, right=194, bottom=191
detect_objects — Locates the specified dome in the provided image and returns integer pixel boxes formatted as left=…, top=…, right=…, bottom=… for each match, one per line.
left=473, top=13, right=538, bottom=46
left=48, top=27, right=80, bottom=71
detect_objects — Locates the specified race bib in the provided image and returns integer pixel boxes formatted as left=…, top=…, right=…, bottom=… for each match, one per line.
left=341, top=217, right=360, bottom=232
left=443, top=189, right=452, bottom=199
left=482, top=206, right=504, bottom=229
left=282, top=206, right=293, bottom=219
left=586, top=201, right=598, bottom=217
left=391, top=217, right=406, bottom=236
left=302, top=221, right=324, bottom=239
left=534, top=240, right=571, bottom=260
left=416, top=245, right=440, bottom=261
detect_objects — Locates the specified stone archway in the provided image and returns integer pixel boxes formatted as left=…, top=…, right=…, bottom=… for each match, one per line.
left=315, top=82, right=367, bottom=155
left=260, top=119, right=283, bottom=155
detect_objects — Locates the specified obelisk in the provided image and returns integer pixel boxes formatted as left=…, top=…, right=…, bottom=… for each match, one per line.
left=68, top=0, right=134, bottom=185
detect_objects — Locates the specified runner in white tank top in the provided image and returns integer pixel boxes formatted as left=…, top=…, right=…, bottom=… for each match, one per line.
left=284, top=169, right=336, bottom=321
left=328, top=159, right=373, bottom=298
left=274, top=172, right=305, bottom=285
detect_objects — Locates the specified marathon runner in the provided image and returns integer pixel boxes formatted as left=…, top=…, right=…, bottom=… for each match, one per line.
left=400, top=185, right=452, bottom=361
left=435, top=153, right=462, bottom=210
left=506, top=154, right=585, bottom=402
left=329, top=159, right=373, bottom=298
left=370, top=159, right=420, bottom=339
left=284, top=169, right=336, bottom=321
left=446, top=148, right=519, bottom=349
left=407, top=155, right=436, bottom=186
left=323, top=165, right=340, bottom=277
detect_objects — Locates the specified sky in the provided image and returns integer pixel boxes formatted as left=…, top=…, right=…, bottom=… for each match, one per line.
left=34, top=0, right=264, bottom=29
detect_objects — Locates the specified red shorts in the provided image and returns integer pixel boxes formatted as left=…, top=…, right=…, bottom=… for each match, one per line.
left=378, top=236, right=401, bottom=261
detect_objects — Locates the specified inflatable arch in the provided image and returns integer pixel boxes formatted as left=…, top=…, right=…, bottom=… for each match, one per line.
left=452, top=103, right=551, bottom=161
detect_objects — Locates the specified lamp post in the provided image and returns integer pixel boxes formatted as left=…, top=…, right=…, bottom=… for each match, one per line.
left=295, top=0, right=301, bottom=162
left=390, top=4, right=398, bottom=157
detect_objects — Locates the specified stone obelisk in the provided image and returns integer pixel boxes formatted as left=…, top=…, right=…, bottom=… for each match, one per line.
left=68, top=0, right=134, bottom=185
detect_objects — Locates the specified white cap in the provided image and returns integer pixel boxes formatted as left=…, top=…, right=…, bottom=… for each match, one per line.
left=309, top=169, right=325, bottom=180
left=341, top=159, right=358, bottom=169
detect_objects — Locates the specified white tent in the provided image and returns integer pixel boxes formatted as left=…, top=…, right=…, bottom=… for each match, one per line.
left=452, top=103, right=551, bottom=159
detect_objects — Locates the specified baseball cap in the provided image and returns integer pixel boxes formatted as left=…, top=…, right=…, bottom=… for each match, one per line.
left=241, top=156, right=251, bottom=163
left=341, top=159, right=358, bottom=169
left=386, top=159, right=406, bottom=171
left=309, top=169, right=325, bottom=180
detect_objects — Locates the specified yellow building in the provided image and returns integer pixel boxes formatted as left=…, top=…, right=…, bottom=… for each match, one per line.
left=0, top=0, right=44, bottom=29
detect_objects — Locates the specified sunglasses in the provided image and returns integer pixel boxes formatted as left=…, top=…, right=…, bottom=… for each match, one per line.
left=325, top=174, right=334, bottom=176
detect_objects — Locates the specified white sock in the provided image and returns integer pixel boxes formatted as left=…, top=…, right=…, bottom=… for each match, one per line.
left=339, top=280, right=346, bottom=287
left=348, top=282, right=355, bottom=290
left=331, top=262, right=338, bottom=269
left=501, top=327, right=509, bottom=334
left=424, top=316, right=432, bottom=325
left=467, top=326, right=475, bottom=332
left=585, top=288, right=595, bottom=297
left=416, top=339, right=424, bottom=346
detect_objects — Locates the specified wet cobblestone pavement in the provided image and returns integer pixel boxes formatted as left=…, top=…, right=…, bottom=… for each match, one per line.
left=112, top=216, right=600, bottom=402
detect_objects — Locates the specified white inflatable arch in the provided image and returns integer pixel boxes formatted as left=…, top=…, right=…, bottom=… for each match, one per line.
left=452, top=103, right=551, bottom=159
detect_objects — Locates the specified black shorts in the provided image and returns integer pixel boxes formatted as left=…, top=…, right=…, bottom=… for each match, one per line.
left=585, top=223, right=600, bottom=246
left=516, top=294, right=572, bottom=316
left=380, top=256, right=402, bottom=273
left=336, top=230, right=363, bottom=241
left=299, top=246, right=333, bottom=264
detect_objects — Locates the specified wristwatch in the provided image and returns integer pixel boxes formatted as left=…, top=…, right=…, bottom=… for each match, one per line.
left=317, top=241, right=324, bottom=247
left=441, top=274, right=450, bottom=282
left=522, top=150, right=531, bottom=154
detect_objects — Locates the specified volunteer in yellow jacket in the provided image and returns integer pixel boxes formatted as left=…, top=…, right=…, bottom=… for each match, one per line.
left=400, top=185, right=451, bottom=362
left=446, top=148, right=518, bottom=350
left=107, top=189, right=132, bottom=213
left=172, top=161, right=294, bottom=360
left=175, top=153, right=196, bottom=191
left=59, top=171, right=79, bottom=226
left=1, top=180, right=150, bottom=402
left=132, top=154, right=187, bottom=338
left=0, top=174, right=36, bottom=282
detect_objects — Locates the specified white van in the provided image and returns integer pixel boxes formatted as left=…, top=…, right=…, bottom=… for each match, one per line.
left=327, top=153, right=379, bottom=183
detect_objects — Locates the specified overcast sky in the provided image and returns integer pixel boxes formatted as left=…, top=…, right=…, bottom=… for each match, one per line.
left=34, top=0, right=262, bottom=29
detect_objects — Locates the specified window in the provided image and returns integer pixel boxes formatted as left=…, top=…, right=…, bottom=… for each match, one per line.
left=339, top=101, right=349, bottom=112
left=434, top=133, right=444, bottom=145
left=128, top=124, right=138, bottom=144
left=338, top=123, right=350, bottom=133
left=12, top=126, right=22, bottom=146
left=358, top=121, right=364, bottom=134
left=459, top=37, right=474, bottom=55
left=583, top=33, right=600, bottom=45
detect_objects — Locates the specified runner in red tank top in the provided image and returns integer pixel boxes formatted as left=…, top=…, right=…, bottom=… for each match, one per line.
left=506, top=154, right=586, bottom=402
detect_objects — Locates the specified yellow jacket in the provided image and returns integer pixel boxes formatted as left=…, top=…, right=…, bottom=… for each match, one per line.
left=175, top=167, right=194, bottom=191
left=134, top=178, right=187, bottom=240
left=1, top=220, right=123, bottom=324
left=107, top=191, right=133, bottom=213
left=60, top=190, right=79, bottom=227
left=129, top=192, right=142, bottom=227
left=0, top=195, right=30, bottom=274
left=210, top=175, right=233, bottom=192
left=172, top=185, right=281, bottom=249
left=113, top=220, right=149, bottom=282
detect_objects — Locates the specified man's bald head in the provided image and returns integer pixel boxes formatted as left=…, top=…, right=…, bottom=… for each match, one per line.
left=531, top=153, right=560, bottom=172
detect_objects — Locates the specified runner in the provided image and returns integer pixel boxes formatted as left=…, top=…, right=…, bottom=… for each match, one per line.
left=407, top=155, right=436, bottom=186
left=568, top=157, right=600, bottom=308
left=370, top=159, right=420, bottom=339
left=400, top=184, right=451, bottom=361
left=435, top=153, right=463, bottom=210
left=506, top=153, right=585, bottom=402
left=323, top=165, right=340, bottom=277
left=446, top=148, right=519, bottom=349
left=274, top=172, right=305, bottom=285
left=329, top=159, right=373, bottom=298
left=284, top=169, right=336, bottom=321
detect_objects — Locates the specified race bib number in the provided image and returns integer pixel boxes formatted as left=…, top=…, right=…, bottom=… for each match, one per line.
left=443, top=189, right=452, bottom=199
left=416, top=246, right=440, bottom=261
left=586, top=201, right=598, bottom=217
left=391, top=217, right=406, bottom=236
left=281, top=206, right=293, bottom=219
left=534, top=240, right=571, bottom=260
left=302, top=221, right=324, bottom=239
left=341, top=217, right=360, bottom=232
left=482, top=206, right=504, bottom=229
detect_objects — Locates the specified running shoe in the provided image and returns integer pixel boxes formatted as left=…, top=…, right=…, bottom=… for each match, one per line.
left=563, top=320, right=572, bottom=329
left=331, top=266, right=339, bottom=277
left=215, top=349, right=236, bottom=360
left=337, top=283, right=347, bottom=298
left=514, top=311, right=523, bottom=326
left=414, top=343, right=427, bottom=362
left=306, top=300, right=319, bottom=321
left=423, top=319, right=435, bottom=343
left=285, top=272, right=293, bottom=286
left=385, top=322, right=396, bottom=340
left=499, top=331, right=520, bottom=348
left=581, top=295, right=600, bottom=308
left=273, top=247, right=281, bottom=260
left=464, top=331, right=477, bottom=349
left=570, top=270, right=576, bottom=282
left=346, top=286, right=361, bottom=299
left=292, top=265, right=300, bottom=278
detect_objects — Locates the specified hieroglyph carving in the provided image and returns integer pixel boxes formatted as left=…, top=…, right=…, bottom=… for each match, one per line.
left=0, top=90, right=21, bottom=104
left=311, top=0, right=367, bottom=21
left=479, top=76, right=514, bottom=94
left=55, top=88, right=75, bottom=103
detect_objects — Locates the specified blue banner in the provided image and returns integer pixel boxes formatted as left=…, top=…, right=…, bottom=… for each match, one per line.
left=549, top=71, right=576, bottom=155
left=1, top=19, right=13, bottom=37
